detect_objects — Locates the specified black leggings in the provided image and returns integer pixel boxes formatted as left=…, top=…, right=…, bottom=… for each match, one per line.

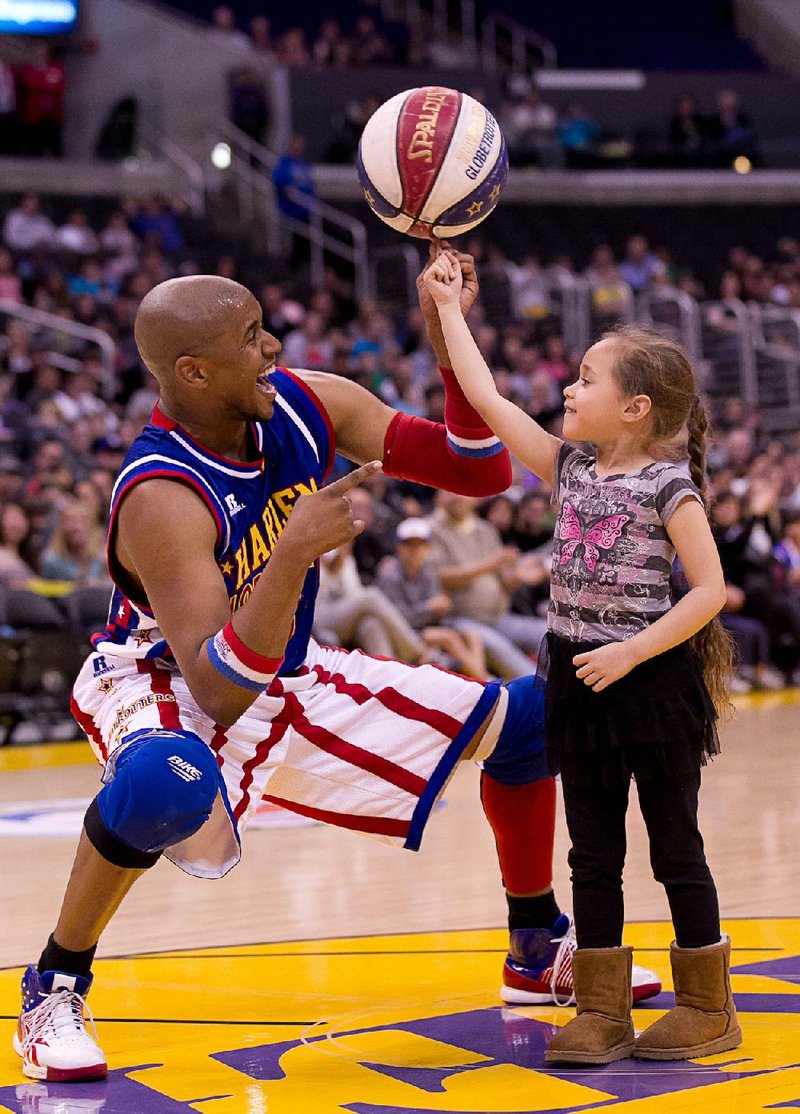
left=563, top=770, right=720, bottom=950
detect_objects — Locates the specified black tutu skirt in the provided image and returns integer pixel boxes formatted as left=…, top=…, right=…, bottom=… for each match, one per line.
left=540, top=631, right=720, bottom=787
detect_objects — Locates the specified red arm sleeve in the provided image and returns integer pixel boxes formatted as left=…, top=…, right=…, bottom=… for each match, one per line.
left=383, top=367, right=512, bottom=497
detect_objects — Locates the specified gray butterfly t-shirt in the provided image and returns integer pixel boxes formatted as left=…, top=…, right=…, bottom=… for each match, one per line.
left=548, top=443, right=703, bottom=643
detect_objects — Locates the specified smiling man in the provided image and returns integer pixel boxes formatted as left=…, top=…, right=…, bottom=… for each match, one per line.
left=13, top=268, right=658, bottom=1085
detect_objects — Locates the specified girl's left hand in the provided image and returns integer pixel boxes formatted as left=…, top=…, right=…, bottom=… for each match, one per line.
left=424, top=251, right=463, bottom=305
left=573, top=641, right=639, bottom=691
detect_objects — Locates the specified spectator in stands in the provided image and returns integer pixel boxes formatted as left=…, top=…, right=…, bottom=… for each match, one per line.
left=0, top=248, right=22, bottom=303
left=327, top=92, right=382, bottom=163
left=229, top=67, right=270, bottom=147
left=667, top=92, right=707, bottom=167
left=343, top=485, right=394, bottom=585
left=537, top=332, right=572, bottom=387
left=100, top=211, right=138, bottom=260
left=376, top=517, right=488, bottom=679
left=258, top=283, right=297, bottom=342
left=248, top=15, right=274, bottom=55
left=509, top=254, right=549, bottom=321
left=619, top=234, right=664, bottom=293
left=314, top=541, right=428, bottom=662
left=15, top=42, right=66, bottom=157
left=429, top=490, right=547, bottom=679
left=0, top=375, right=27, bottom=455
left=276, top=28, right=311, bottom=67
left=312, top=18, right=345, bottom=67
left=774, top=511, right=800, bottom=597
left=499, top=80, right=559, bottom=168
left=511, top=491, right=553, bottom=549
left=2, top=194, right=55, bottom=254
left=558, top=102, right=601, bottom=168
left=707, top=89, right=757, bottom=168
left=426, top=29, right=477, bottom=69
left=711, top=485, right=785, bottom=688
left=209, top=5, right=250, bottom=51
left=68, top=259, right=118, bottom=306
left=281, top=311, right=334, bottom=370
left=0, top=500, right=37, bottom=586
left=0, top=58, right=18, bottom=155
left=95, top=96, right=138, bottom=161
left=129, top=195, right=185, bottom=256
left=53, top=368, right=109, bottom=426
left=584, top=244, right=631, bottom=319
left=271, top=134, right=315, bottom=264
left=349, top=13, right=393, bottom=66
left=719, top=269, right=742, bottom=301
left=39, top=499, right=107, bottom=585
left=54, top=209, right=100, bottom=257
left=0, top=454, right=23, bottom=503
left=478, top=493, right=513, bottom=540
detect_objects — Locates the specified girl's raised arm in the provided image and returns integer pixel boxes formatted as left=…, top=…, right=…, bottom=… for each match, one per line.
left=426, top=254, right=562, bottom=483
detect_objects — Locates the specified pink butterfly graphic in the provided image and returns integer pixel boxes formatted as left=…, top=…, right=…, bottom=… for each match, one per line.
left=558, top=500, right=631, bottom=573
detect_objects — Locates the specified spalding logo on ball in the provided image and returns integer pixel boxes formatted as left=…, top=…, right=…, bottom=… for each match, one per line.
left=357, top=86, right=508, bottom=239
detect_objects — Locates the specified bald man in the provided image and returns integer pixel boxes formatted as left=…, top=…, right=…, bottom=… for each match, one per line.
left=14, top=262, right=658, bottom=1083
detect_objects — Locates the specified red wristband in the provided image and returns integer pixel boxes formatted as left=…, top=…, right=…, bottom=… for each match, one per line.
left=438, top=364, right=496, bottom=440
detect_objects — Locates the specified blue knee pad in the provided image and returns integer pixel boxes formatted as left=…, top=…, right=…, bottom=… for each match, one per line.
left=97, top=731, right=220, bottom=854
left=483, top=673, right=550, bottom=785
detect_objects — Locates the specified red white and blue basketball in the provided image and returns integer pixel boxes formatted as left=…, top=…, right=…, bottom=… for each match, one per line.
left=356, top=86, right=508, bottom=239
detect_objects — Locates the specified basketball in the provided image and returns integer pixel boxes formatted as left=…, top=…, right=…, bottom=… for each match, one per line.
left=356, top=86, right=508, bottom=239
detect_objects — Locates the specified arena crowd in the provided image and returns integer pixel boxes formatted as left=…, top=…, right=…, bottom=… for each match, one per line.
left=1, top=192, right=800, bottom=694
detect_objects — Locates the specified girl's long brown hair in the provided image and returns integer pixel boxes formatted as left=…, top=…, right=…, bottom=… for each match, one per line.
left=605, top=325, right=734, bottom=714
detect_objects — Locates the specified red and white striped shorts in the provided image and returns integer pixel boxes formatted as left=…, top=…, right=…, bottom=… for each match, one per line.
left=71, top=640, right=505, bottom=878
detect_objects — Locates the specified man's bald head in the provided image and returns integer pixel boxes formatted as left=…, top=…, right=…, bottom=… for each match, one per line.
left=134, top=275, right=256, bottom=382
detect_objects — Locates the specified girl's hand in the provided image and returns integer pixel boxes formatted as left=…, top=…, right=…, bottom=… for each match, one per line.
left=573, top=641, right=639, bottom=691
left=424, top=251, right=463, bottom=306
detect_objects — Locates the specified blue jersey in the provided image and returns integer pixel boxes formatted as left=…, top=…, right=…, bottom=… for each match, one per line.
left=93, top=369, right=334, bottom=674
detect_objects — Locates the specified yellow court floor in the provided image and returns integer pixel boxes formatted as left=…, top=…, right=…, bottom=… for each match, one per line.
left=1, top=919, right=800, bottom=1114
left=0, top=690, right=797, bottom=1113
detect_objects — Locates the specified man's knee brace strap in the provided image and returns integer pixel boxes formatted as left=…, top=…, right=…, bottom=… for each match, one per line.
left=90, top=732, right=220, bottom=863
left=483, top=673, right=550, bottom=785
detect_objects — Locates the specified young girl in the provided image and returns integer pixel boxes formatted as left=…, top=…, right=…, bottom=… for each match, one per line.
left=426, top=252, right=741, bottom=1065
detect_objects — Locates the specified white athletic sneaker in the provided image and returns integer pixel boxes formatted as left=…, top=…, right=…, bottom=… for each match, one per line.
left=14, top=967, right=107, bottom=1083
left=502, top=915, right=662, bottom=1005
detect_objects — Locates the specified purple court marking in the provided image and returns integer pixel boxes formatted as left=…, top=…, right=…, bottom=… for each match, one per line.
left=214, top=1004, right=777, bottom=1111
left=733, top=955, right=800, bottom=983
left=0, top=1065, right=227, bottom=1114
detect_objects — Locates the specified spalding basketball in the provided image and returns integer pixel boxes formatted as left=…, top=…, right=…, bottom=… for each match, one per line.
left=356, top=86, right=508, bottom=239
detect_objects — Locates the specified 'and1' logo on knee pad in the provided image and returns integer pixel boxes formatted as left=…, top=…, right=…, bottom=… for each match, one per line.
left=167, top=755, right=204, bottom=782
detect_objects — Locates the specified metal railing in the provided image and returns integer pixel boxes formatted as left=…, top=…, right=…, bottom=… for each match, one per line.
left=544, top=271, right=591, bottom=354
left=700, top=299, right=760, bottom=409
left=210, top=121, right=370, bottom=303
left=481, top=12, right=558, bottom=73
left=0, top=300, right=117, bottom=400
left=370, top=244, right=423, bottom=310
left=378, top=0, right=556, bottom=72
left=638, top=287, right=703, bottom=362
left=747, top=303, right=800, bottom=413
left=138, top=125, right=206, bottom=216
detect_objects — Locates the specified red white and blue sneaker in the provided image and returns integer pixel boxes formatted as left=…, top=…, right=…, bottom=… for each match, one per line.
left=14, top=967, right=107, bottom=1082
left=502, top=914, right=662, bottom=1006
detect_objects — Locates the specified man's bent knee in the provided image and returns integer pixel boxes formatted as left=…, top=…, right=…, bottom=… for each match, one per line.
left=85, top=732, right=220, bottom=868
left=482, top=673, right=549, bottom=785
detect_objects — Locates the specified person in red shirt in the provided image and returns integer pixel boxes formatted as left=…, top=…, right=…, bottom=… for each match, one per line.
left=16, top=42, right=66, bottom=157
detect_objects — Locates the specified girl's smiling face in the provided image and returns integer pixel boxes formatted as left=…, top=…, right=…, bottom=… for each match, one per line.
left=562, top=338, right=632, bottom=443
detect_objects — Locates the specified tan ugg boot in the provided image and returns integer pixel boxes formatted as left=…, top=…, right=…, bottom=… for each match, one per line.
left=634, top=935, right=742, bottom=1060
left=545, top=946, right=635, bottom=1064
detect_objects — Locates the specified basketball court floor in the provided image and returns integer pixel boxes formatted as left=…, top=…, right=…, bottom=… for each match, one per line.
left=0, top=690, right=797, bottom=1113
